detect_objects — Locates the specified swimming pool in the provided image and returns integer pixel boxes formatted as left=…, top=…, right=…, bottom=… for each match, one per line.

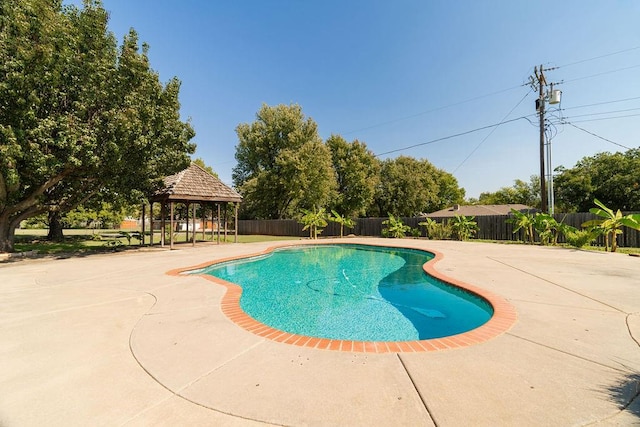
left=197, top=244, right=493, bottom=342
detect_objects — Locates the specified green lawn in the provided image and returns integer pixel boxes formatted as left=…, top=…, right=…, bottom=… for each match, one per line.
left=472, top=238, right=640, bottom=255
left=582, top=245, right=640, bottom=255
left=13, top=229, right=299, bottom=255
left=10, top=229, right=639, bottom=256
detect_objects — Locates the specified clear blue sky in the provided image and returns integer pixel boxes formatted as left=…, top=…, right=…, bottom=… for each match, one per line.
left=66, top=0, right=640, bottom=198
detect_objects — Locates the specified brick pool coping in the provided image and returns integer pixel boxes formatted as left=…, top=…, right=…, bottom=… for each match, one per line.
left=167, top=241, right=517, bottom=353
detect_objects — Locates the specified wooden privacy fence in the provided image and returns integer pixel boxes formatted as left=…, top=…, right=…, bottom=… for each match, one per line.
left=238, top=212, right=640, bottom=248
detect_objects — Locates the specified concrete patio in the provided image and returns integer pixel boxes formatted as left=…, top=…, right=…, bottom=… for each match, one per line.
left=1, top=239, right=639, bottom=426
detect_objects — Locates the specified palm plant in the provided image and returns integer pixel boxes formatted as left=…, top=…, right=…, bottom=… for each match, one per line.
left=382, top=214, right=412, bottom=238
left=418, top=217, right=452, bottom=240
left=299, top=207, right=329, bottom=240
left=507, top=209, right=536, bottom=244
left=418, top=218, right=437, bottom=238
left=329, top=210, right=355, bottom=238
left=581, top=198, right=640, bottom=252
left=533, top=213, right=567, bottom=246
left=450, top=215, right=478, bottom=241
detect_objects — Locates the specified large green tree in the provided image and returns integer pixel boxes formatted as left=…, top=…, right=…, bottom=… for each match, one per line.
left=371, top=156, right=464, bottom=217
left=433, top=167, right=466, bottom=210
left=554, top=149, right=640, bottom=212
left=0, top=0, right=195, bottom=252
left=233, top=104, right=336, bottom=219
left=326, top=134, right=380, bottom=217
left=474, top=176, right=540, bottom=208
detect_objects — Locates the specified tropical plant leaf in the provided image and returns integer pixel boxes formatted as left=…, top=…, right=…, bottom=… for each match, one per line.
left=581, top=219, right=603, bottom=228
left=589, top=207, right=610, bottom=219
left=619, top=217, right=640, bottom=231
left=593, top=198, right=615, bottom=216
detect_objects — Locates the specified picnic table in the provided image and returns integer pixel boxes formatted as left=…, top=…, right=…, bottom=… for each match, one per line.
left=99, top=231, right=143, bottom=247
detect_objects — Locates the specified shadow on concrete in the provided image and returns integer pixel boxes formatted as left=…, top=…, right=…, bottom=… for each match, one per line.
left=0, top=244, right=165, bottom=265
left=606, top=372, right=640, bottom=419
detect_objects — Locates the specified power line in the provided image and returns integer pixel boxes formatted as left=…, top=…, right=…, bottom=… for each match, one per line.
left=343, top=47, right=639, bottom=138
left=562, top=107, right=640, bottom=119
left=452, top=89, right=533, bottom=173
left=557, top=46, right=640, bottom=68
left=561, top=95, right=640, bottom=110
left=564, top=112, right=640, bottom=124
left=563, top=64, right=640, bottom=84
left=374, top=116, right=529, bottom=157
left=562, top=121, right=633, bottom=150
left=342, top=84, right=525, bottom=136
left=350, top=50, right=640, bottom=161
left=345, top=65, right=637, bottom=138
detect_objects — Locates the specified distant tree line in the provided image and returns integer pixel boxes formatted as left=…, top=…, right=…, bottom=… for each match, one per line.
left=554, top=149, right=640, bottom=212
left=232, top=104, right=465, bottom=220
left=471, top=148, right=640, bottom=213
left=233, top=103, right=640, bottom=220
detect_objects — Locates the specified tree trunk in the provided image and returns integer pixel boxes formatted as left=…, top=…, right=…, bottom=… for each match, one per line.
left=0, top=219, right=16, bottom=253
left=611, top=230, right=618, bottom=252
left=47, top=210, right=65, bottom=242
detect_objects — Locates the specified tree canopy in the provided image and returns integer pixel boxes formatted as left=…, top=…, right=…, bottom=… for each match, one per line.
left=0, top=0, right=195, bottom=252
left=473, top=176, right=540, bottom=207
left=470, top=149, right=640, bottom=213
left=233, top=105, right=466, bottom=219
left=233, top=103, right=336, bottom=219
left=371, top=156, right=464, bottom=217
left=326, top=135, right=380, bottom=217
left=554, top=149, right=640, bottom=212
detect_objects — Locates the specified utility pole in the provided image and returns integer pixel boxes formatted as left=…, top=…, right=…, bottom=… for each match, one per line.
left=532, top=65, right=562, bottom=214
left=534, top=65, right=548, bottom=213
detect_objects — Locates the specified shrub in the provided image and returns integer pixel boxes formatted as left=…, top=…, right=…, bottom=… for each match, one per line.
left=582, top=198, right=640, bottom=252
left=382, top=214, right=412, bottom=238
left=450, top=215, right=478, bottom=241
left=533, top=213, right=564, bottom=245
left=328, top=210, right=355, bottom=238
left=507, top=209, right=535, bottom=244
left=298, top=207, right=329, bottom=239
left=564, top=228, right=599, bottom=248
left=419, top=218, right=452, bottom=240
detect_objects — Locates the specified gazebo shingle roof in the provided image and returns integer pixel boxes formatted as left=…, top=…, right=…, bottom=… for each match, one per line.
left=151, top=163, right=242, bottom=203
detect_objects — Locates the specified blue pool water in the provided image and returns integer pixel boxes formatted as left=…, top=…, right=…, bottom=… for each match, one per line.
left=200, top=244, right=493, bottom=341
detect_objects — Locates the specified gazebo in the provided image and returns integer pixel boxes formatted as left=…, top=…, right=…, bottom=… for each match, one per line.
left=142, top=163, right=242, bottom=249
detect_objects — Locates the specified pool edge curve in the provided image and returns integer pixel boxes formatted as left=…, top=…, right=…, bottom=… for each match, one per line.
left=166, top=241, right=518, bottom=353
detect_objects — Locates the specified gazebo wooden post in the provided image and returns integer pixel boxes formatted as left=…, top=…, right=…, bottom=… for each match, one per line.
left=192, top=202, right=196, bottom=246
left=141, top=202, right=146, bottom=246
left=184, top=202, right=189, bottom=244
left=170, top=202, right=175, bottom=249
left=149, top=202, right=154, bottom=246
left=151, top=202, right=156, bottom=246
left=160, top=202, right=166, bottom=247
left=211, top=203, right=216, bottom=242
left=217, top=203, right=221, bottom=245
left=234, top=203, right=239, bottom=243
left=207, top=203, right=214, bottom=242
left=201, top=203, right=206, bottom=242
left=224, top=203, right=228, bottom=242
